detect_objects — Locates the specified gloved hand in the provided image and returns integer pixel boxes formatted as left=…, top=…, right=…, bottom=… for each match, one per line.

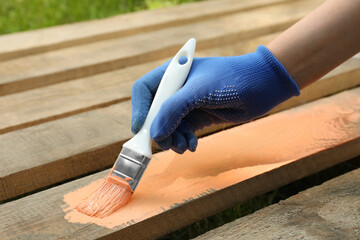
left=131, top=45, right=300, bottom=154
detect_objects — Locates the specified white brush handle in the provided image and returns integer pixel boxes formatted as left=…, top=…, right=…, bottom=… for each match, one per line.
left=123, top=38, right=196, bottom=158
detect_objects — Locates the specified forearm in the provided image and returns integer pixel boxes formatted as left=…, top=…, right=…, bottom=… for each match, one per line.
left=267, top=0, right=360, bottom=89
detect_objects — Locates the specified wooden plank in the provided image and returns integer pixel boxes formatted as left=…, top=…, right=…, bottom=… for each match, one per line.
left=0, top=101, right=132, bottom=202
left=0, top=33, right=275, bottom=134
left=1, top=32, right=359, bottom=135
left=195, top=168, right=360, bottom=240
left=0, top=0, right=322, bottom=96
left=0, top=0, right=289, bottom=61
left=0, top=60, right=359, bottom=202
left=1, top=88, right=359, bottom=239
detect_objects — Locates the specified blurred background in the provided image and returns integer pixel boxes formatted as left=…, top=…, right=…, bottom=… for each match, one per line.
left=0, top=0, right=203, bottom=35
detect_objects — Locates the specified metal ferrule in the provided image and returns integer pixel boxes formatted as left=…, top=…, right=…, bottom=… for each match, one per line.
left=111, top=147, right=151, bottom=191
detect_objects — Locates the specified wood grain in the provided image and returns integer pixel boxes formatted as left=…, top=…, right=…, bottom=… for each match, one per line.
left=0, top=0, right=289, bottom=61
left=0, top=101, right=132, bottom=202
left=1, top=87, right=359, bottom=239
left=0, top=33, right=276, bottom=134
left=1, top=58, right=359, bottom=203
left=0, top=58, right=359, bottom=201
left=0, top=0, right=323, bottom=96
left=195, top=168, right=360, bottom=240
left=0, top=33, right=274, bottom=135
left=1, top=32, right=359, bottom=135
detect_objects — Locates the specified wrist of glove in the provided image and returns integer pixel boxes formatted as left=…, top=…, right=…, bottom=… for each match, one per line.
left=131, top=45, right=300, bottom=154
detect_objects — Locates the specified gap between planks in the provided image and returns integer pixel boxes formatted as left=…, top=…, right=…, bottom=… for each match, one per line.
left=0, top=87, right=359, bottom=240
left=0, top=0, right=323, bottom=96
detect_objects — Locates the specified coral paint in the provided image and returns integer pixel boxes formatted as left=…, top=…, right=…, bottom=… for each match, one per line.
left=75, top=176, right=132, bottom=218
left=63, top=158, right=289, bottom=229
left=63, top=93, right=360, bottom=229
left=75, top=165, right=134, bottom=218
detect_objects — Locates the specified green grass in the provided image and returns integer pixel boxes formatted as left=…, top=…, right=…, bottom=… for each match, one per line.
left=0, top=0, right=203, bottom=35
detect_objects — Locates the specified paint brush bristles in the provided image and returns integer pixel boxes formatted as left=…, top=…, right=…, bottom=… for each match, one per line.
left=76, top=176, right=133, bottom=218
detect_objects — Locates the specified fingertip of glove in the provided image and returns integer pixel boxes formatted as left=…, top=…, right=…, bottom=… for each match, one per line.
left=150, top=117, right=170, bottom=141
left=131, top=123, right=140, bottom=135
left=131, top=114, right=145, bottom=134
left=156, top=137, right=172, bottom=151
left=150, top=128, right=163, bottom=142
left=188, top=136, right=198, bottom=152
left=150, top=99, right=187, bottom=141
left=172, top=131, right=187, bottom=154
left=180, top=127, right=198, bottom=152
left=172, top=147, right=186, bottom=154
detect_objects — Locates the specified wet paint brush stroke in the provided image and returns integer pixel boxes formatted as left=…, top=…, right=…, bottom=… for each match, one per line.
left=62, top=89, right=360, bottom=229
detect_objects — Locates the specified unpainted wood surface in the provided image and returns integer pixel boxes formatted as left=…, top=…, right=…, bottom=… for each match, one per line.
left=0, top=101, right=131, bottom=201
left=195, top=168, right=360, bottom=240
left=1, top=87, right=359, bottom=239
left=1, top=52, right=359, bottom=135
left=0, top=0, right=323, bottom=96
left=1, top=32, right=359, bottom=135
left=1, top=60, right=359, bottom=201
left=0, top=0, right=289, bottom=61
left=0, top=33, right=276, bottom=135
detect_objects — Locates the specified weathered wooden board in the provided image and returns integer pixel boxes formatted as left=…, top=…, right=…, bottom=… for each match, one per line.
left=0, top=33, right=276, bottom=135
left=1, top=88, right=359, bottom=240
left=0, top=0, right=289, bottom=61
left=1, top=52, right=359, bottom=136
left=0, top=0, right=322, bottom=96
left=1, top=31, right=359, bottom=135
left=195, top=168, right=360, bottom=240
left=0, top=101, right=131, bottom=201
left=1, top=59, right=359, bottom=202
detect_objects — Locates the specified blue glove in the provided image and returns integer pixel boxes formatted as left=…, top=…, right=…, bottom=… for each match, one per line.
left=131, top=45, right=300, bottom=154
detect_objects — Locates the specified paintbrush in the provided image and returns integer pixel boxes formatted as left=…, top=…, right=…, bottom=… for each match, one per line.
left=76, top=38, right=196, bottom=218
